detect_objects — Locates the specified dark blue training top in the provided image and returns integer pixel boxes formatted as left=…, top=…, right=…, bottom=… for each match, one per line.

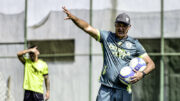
left=97, top=30, right=147, bottom=89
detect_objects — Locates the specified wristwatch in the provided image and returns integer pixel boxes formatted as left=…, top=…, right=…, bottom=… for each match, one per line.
left=141, top=71, right=146, bottom=78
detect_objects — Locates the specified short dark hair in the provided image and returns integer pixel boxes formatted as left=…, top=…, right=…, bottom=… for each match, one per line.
left=28, top=45, right=38, bottom=49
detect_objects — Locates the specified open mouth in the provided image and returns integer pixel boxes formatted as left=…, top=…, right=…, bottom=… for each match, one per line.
left=118, top=31, right=124, bottom=35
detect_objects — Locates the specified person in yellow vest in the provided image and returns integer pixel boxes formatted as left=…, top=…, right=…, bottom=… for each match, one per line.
left=17, top=45, right=50, bottom=101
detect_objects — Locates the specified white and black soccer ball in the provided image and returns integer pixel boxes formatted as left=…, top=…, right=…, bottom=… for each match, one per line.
left=129, top=57, right=146, bottom=71
left=119, top=66, right=135, bottom=85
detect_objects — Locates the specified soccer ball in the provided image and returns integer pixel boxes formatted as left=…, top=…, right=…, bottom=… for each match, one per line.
left=119, top=57, right=147, bottom=85
left=129, top=57, right=146, bottom=71
left=119, top=66, right=135, bottom=85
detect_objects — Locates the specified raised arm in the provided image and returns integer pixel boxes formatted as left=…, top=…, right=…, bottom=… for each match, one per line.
left=17, top=47, right=37, bottom=64
left=62, top=6, right=99, bottom=40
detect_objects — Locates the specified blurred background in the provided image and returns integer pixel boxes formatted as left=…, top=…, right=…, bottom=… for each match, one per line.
left=0, top=0, right=180, bottom=101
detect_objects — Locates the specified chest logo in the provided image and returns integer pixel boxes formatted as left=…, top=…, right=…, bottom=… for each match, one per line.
left=118, top=42, right=122, bottom=46
left=37, top=64, right=43, bottom=69
left=125, top=42, right=132, bottom=49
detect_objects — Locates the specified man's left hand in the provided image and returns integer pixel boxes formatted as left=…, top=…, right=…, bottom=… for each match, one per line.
left=130, top=69, right=143, bottom=84
left=45, top=91, right=50, bottom=101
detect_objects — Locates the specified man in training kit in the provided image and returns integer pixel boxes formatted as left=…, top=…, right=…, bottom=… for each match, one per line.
left=62, top=6, right=155, bottom=101
left=17, top=45, right=50, bottom=101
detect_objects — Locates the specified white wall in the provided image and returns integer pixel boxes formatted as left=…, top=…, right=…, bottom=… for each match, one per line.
left=0, top=0, right=180, bottom=101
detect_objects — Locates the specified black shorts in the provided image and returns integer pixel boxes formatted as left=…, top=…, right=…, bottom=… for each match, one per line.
left=24, top=90, right=44, bottom=101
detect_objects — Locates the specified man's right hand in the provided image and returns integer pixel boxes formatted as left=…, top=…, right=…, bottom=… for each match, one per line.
left=61, top=6, right=99, bottom=40
left=62, top=6, right=73, bottom=20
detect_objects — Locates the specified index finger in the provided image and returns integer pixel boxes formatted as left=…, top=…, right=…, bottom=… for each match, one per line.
left=62, top=6, right=65, bottom=10
left=62, top=6, right=68, bottom=12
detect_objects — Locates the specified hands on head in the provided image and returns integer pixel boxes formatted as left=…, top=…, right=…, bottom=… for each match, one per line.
left=29, top=46, right=40, bottom=55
